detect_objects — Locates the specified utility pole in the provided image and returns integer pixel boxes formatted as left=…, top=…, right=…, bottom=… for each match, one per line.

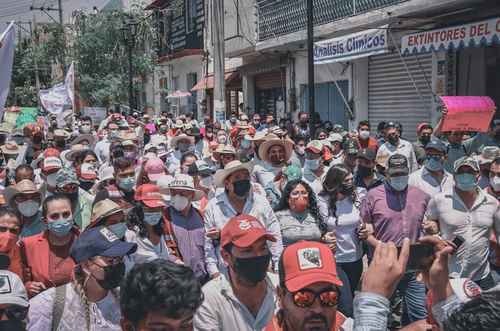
left=212, top=0, right=225, bottom=123
left=121, top=20, right=138, bottom=113
left=30, top=16, right=41, bottom=95
left=30, top=1, right=66, bottom=75
left=306, top=0, right=316, bottom=138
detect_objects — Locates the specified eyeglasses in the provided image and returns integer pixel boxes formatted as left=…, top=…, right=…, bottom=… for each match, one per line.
left=290, top=191, right=308, bottom=198
left=0, top=226, right=19, bottom=235
left=291, top=288, right=339, bottom=308
left=0, top=306, right=28, bottom=320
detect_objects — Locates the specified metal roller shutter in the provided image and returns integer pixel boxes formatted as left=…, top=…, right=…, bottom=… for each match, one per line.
left=368, top=52, right=433, bottom=141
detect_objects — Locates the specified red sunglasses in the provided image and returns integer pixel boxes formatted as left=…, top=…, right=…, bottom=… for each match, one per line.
left=291, top=288, right=339, bottom=308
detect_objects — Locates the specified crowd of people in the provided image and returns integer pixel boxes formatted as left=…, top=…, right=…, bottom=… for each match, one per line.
left=0, top=108, right=498, bottom=330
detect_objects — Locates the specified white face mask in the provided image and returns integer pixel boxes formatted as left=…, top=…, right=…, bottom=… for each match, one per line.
left=170, top=195, right=190, bottom=212
left=359, top=130, right=370, bottom=140
left=46, top=173, right=58, bottom=187
left=18, top=200, right=40, bottom=217
left=81, top=124, right=92, bottom=134
left=490, top=176, right=500, bottom=192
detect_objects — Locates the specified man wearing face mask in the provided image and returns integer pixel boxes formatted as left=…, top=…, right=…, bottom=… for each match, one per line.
left=424, top=156, right=500, bottom=290
left=476, top=146, right=499, bottom=189
left=253, top=135, right=294, bottom=188
left=0, top=270, right=30, bottom=331
left=194, top=214, right=278, bottom=331
left=357, top=120, right=378, bottom=153
left=186, top=127, right=205, bottom=159
left=162, top=175, right=208, bottom=283
left=354, top=149, right=383, bottom=190
left=464, top=119, right=500, bottom=155
left=443, top=131, right=467, bottom=174
left=20, top=194, right=78, bottom=298
left=27, top=226, right=137, bottom=331
left=55, top=167, right=93, bottom=231
left=302, top=140, right=327, bottom=196
left=412, top=123, right=433, bottom=162
left=360, top=154, right=430, bottom=325
left=188, top=160, right=215, bottom=210
left=94, top=157, right=136, bottom=211
left=166, top=134, right=195, bottom=175
left=52, top=130, right=71, bottom=153
left=409, top=139, right=454, bottom=196
left=487, top=157, right=500, bottom=201
left=94, top=122, right=120, bottom=164
left=204, top=160, right=283, bottom=279
left=293, top=112, right=311, bottom=140
left=376, top=122, right=418, bottom=174
left=290, top=136, right=306, bottom=168
left=5, top=180, right=44, bottom=238
left=79, top=116, right=94, bottom=135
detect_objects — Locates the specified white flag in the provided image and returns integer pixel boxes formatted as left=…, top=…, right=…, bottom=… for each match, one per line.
left=65, top=62, right=75, bottom=108
left=39, top=62, right=74, bottom=114
left=0, top=22, right=16, bottom=120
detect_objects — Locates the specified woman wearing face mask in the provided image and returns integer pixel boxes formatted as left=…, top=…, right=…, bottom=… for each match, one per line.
left=0, top=207, right=25, bottom=282
left=5, top=180, right=44, bottom=238
left=187, top=160, right=214, bottom=212
left=124, top=184, right=173, bottom=270
left=162, top=175, right=209, bottom=284
left=27, top=226, right=137, bottom=331
left=302, top=140, right=327, bottom=195
left=20, top=194, right=78, bottom=298
left=318, top=165, right=366, bottom=301
left=74, top=150, right=99, bottom=193
left=274, top=180, right=327, bottom=248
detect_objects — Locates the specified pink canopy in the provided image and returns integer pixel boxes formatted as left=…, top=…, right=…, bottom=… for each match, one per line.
left=439, top=96, right=496, bottom=132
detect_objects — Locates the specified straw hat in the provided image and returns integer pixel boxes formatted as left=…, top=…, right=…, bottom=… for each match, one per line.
left=90, top=199, right=123, bottom=225
left=4, top=180, right=40, bottom=207
left=214, top=160, right=254, bottom=188
left=70, top=134, right=96, bottom=147
left=165, top=174, right=203, bottom=201
left=0, top=141, right=20, bottom=155
left=258, top=136, right=294, bottom=164
left=170, top=134, right=195, bottom=149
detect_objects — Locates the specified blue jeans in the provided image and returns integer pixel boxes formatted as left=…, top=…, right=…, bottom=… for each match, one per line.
left=394, top=272, right=427, bottom=326
left=336, top=266, right=353, bottom=318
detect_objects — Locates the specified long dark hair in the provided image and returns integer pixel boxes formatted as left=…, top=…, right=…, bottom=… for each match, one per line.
left=275, top=179, right=327, bottom=235
left=320, top=164, right=360, bottom=225
left=126, top=202, right=164, bottom=238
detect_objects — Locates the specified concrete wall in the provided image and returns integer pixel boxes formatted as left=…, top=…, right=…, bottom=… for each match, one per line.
left=224, top=0, right=257, bottom=57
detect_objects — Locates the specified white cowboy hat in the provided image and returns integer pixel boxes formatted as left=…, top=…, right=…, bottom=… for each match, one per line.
left=258, top=136, right=294, bottom=164
left=214, top=160, right=254, bottom=188
left=170, top=134, right=195, bottom=149
left=165, top=174, right=204, bottom=201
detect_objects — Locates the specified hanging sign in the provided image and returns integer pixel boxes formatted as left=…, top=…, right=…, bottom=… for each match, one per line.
left=439, top=96, right=496, bottom=132
left=314, top=28, right=388, bottom=64
left=402, top=17, right=500, bottom=55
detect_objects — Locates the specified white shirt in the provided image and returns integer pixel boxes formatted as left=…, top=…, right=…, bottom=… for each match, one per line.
left=27, top=284, right=122, bottom=331
left=408, top=167, right=455, bottom=197
left=203, top=191, right=283, bottom=275
left=124, top=229, right=173, bottom=272
left=94, top=138, right=111, bottom=164
left=194, top=272, right=278, bottom=331
left=426, top=188, right=500, bottom=280
left=302, top=167, right=326, bottom=196
left=253, top=162, right=281, bottom=188
left=376, top=138, right=418, bottom=173
left=318, top=188, right=366, bottom=263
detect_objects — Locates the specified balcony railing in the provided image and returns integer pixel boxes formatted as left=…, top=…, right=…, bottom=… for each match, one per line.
left=257, top=0, right=409, bottom=41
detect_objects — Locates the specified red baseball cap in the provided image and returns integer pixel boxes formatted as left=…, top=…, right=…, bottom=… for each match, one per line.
left=134, top=184, right=166, bottom=208
left=281, top=241, right=343, bottom=292
left=42, top=148, right=62, bottom=173
left=221, top=214, right=276, bottom=248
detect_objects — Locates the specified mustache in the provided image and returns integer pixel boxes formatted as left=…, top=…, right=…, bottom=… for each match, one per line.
left=304, top=314, right=327, bottom=325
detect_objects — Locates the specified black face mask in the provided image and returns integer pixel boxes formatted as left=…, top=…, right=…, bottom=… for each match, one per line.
left=420, top=136, right=430, bottom=146
left=233, top=179, right=251, bottom=198
left=0, top=320, right=25, bottom=331
left=340, top=183, right=354, bottom=196
left=96, top=262, right=126, bottom=290
left=233, top=254, right=270, bottom=285
left=79, top=180, right=94, bottom=192
left=387, top=135, right=399, bottom=146
left=357, top=165, right=374, bottom=178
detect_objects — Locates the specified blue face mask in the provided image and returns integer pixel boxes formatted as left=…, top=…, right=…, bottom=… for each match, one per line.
left=143, top=212, right=162, bottom=226
left=455, top=173, right=477, bottom=192
left=425, top=155, right=443, bottom=172
left=389, top=175, right=409, bottom=191
left=240, top=139, right=251, bottom=150
left=117, top=176, right=135, bottom=192
left=305, top=158, right=320, bottom=171
left=48, top=218, right=74, bottom=237
left=108, top=222, right=127, bottom=238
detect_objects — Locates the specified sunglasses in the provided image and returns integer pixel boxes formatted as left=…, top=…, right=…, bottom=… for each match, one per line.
left=0, top=226, right=19, bottom=235
left=291, top=288, right=339, bottom=308
left=0, top=306, right=28, bottom=320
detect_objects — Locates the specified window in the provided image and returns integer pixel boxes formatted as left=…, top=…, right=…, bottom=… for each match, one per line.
left=186, top=0, right=197, bottom=33
left=172, top=76, right=179, bottom=91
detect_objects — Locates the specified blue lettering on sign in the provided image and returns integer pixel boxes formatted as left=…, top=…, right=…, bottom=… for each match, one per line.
left=315, top=31, right=386, bottom=62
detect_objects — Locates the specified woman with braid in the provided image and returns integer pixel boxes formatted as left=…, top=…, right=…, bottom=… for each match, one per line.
left=26, top=227, right=137, bottom=331
left=317, top=164, right=367, bottom=317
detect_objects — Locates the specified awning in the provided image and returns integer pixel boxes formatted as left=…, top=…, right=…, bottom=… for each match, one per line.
left=191, top=72, right=239, bottom=91
left=314, top=27, right=389, bottom=64
left=402, top=17, right=500, bottom=55
left=438, top=96, right=496, bottom=133
left=166, top=90, right=191, bottom=98
left=144, top=0, right=169, bottom=10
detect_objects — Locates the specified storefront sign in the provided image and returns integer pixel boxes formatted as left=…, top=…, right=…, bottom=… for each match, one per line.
left=439, top=96, right=496, bottom=132
left=402, top=17, right=500, bottom=55
left=314, top=28, right=388, bottom=64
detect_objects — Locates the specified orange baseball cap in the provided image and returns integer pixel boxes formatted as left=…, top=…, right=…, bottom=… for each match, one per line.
left=134, top=184, right=165, bottom=208
left=281, top=241, right=343, bottom=292
left=221, top=214, right=276, bottom=249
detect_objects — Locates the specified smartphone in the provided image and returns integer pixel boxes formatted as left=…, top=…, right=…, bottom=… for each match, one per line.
left=406, top=243, right=435, bottom=273
left=452, top=235, right=465, bottom=249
